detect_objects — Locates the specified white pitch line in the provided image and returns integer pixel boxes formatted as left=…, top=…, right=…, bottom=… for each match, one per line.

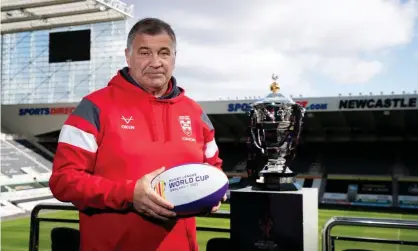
left=396, top=214, right=402, bottom=251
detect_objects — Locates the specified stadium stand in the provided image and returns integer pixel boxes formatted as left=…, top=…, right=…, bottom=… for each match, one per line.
left=287, top=143, right=320, bottom=174
left=35, top=131, right=60, bottom=154
left=0, top=200, right=26, bottom=218
left=401, top=142, right=418, bottom=176
left=0, top=168, right=70, bottom=218
left=1, top=136, right=51, bottom=176
left=0, top=131, right=57, bottom=217
left=0, top=0, right=134, bottom=221
left=0, top=180, right=56, bottom=218
left=320, top=142, right=395, bottom=175
left=218, top=143, right=248, bottom=171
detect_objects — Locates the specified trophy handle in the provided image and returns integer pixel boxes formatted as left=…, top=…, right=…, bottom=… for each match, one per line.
left=286, top=104, right=304, bottom=160
left=292, top=103, right=304, bottom=141
left=248, top=110, right=264, bottom=154
left=246, top=109, right=268, bottom=184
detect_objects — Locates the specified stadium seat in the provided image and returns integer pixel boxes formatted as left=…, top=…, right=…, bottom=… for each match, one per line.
left=50, top=227, right=80, bottom=251
left=206, top=237, right=232, bottom=251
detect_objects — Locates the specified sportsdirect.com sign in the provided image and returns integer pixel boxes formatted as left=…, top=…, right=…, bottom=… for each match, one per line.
left=339, top=97, right=417, bottom=110
left=18, top=107, right=76, bottom=116
left=226, top=101, right=328, bottom=112
left=227, top=103, right=252, bottom=112
left=295, top=101, right=328, bottom=111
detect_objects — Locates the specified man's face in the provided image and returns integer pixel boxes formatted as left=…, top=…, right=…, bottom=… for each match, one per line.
left=125, top=32, right=176, bottom=93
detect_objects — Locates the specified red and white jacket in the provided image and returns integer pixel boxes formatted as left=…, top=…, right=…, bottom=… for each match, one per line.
left=49, top=67, right=223, bottom=251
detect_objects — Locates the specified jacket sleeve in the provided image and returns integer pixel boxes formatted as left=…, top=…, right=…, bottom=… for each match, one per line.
left=200, top=111, right=223, bottom=169
left=49, top=98, right=136, bottom=211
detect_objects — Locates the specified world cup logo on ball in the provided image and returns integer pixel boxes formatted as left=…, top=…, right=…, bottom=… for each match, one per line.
left=246, top=74, right=305, bottom=191
left=154, top=180, right=166, bottom=199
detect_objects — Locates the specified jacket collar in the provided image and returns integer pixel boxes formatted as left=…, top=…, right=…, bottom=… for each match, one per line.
left=119, top=67, right=182, bottom=100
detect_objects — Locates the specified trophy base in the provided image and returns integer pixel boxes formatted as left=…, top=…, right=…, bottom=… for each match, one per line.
left=253, top=172, right=301, bottom=191
left=230, top=187, right=319, bottom=251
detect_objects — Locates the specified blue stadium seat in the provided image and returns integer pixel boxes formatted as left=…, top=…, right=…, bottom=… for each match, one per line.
left=50, top=227, right=80, bottom=251
left=206, top=237, right=231, bottom=251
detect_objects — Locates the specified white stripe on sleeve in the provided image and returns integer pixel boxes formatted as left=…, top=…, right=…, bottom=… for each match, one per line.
left=58, top=125, right=98, bottom=153
left=204, top=139, right=218, bottom=159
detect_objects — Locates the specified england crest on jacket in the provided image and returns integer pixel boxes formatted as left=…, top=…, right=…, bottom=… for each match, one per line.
left=179, top=115, right=195, bottom=142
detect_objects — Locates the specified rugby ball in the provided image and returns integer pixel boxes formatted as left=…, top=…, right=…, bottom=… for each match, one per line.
left=151, top=163, right=229, bottom=215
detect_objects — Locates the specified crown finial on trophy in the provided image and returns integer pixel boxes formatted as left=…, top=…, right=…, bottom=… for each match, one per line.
left=270, top=73, right=280, bottom=94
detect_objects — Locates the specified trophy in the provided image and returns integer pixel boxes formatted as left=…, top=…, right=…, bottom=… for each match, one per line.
left=246, top=74, right=305, bottom=191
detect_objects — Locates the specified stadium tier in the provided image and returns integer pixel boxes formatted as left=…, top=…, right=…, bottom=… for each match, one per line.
left=1, top=94, right=417, bottom=218
left=1, top=0, right=136, bottom=219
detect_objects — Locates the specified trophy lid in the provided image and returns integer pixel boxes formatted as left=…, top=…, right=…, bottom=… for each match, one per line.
left=253, top=74, right=295, bottom=105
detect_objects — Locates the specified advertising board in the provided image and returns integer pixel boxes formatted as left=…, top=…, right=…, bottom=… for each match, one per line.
left=295, top=100, right=328, bottom=111
left=223, top=95, right=418, bottom=114
left=321, top=193, right=350, bottom=205
left=398, top=181, right=418, bottom=209
left=338, top=97, right=417, bottom=110
left=353, top=194, right=392, bottom=207
left=399, top=196, right=418, bottom=209
left=18, top=107, right=76, bottom=116
left=227, top=103, right=252, bottom=113
left=226, top=100, right=328, bottom=113
left=322, top=192, right=392, bottom=207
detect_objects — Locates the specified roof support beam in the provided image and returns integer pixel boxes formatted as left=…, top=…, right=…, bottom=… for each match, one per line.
left=1, top=0, right=84, bottom=12
left=1, top=11, right=126, bottom=34
left=2, top=8, right=101, bottom=24
left=1, top=0, right=133, bottom=34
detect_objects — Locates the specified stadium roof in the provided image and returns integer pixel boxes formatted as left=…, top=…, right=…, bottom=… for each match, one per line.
left=1, top=0, right=134, bottom=34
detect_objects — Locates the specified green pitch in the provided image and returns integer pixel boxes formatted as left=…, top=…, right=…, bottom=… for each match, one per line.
left=2, top=204, right=418, bottom=251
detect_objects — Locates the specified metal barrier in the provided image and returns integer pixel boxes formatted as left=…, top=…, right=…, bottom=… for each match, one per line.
left=28, top=203, right=230, bottom=251
left=29, top=203, right=418, bottom=251
left=29, top=204, right=79, bottom=251
left=322, top=216, right=418, bottom=251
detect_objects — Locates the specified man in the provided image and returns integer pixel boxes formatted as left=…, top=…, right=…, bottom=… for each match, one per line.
left=49, top=17, right=225, bottom=251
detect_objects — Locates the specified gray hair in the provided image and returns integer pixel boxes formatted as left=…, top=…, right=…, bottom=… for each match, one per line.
left=127, top=17, right=177, bottom=54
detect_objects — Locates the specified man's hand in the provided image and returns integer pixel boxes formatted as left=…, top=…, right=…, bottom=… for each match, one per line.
left=132, top=167, right=176, bottom=221
left=211, top=194, right=227, bottom=213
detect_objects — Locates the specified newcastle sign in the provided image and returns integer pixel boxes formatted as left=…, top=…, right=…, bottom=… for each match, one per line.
left=339, top=97, right=417, bottom=110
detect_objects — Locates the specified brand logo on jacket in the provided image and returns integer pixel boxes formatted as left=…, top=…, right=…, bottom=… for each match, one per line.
left=121, top=116, right=135, bottom=130
left=179, top=115, right=196, bottom=142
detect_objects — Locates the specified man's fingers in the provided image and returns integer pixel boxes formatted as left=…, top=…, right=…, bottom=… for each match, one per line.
left=145, top=196, right=176, bottom=218
left=211, top=202, right=221, bottom=213
left=222, top=195, right=227, bottom=202
left=149, top=190, right=174, bottom=209
left=144, top=207, right=170, bottom=221
left=211, top=196, right=226, bottom=213
left=139, top=201, right=170, bottom=221
left=148, top=201, right=176, bottom=218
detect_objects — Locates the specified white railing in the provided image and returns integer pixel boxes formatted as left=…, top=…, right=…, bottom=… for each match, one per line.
left=0, top=188, right=52, bottom=202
